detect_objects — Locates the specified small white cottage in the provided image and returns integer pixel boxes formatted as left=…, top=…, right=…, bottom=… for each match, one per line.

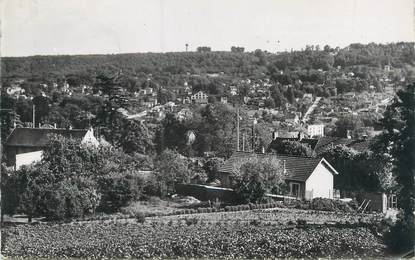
left=218, top=151, right=339, bottom=200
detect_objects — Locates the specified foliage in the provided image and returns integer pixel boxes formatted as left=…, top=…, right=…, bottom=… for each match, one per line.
left=4, top=134, right=150, bottom=220
left=269, top=140, right=315, bottom=157
left=231, top=157, right=286, bottom=203
left=97, top=172, right=144, bottom=213
left=1, top=164, right=20, bottom=217
left=331, top=116, right=363, bottom=138
left=203, top=157, right=225, bottom=182
left=94, top=73, right=129, bottom=144
left=2, top=221, right=386, bottom=258
left=154, top=149, right=191, bottom=196
left=374, top=83, right=415, bottom=252
left=321, top=145, right=395, bottom=192
left=118, top=119, right=156, bottom=155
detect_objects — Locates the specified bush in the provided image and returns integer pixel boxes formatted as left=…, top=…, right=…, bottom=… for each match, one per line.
left=250, top=219, right=261, bottom=226
left=185, top=217, right=198, bottom=226
left=384, top=215, right=415, bottom=253
left=135, top=212, right=146, bottom=224
left=98, top=173, right=144, bottom=213
left=310, top=198, right=353, bottom=212
left=297, top=219, right=307, bottom=226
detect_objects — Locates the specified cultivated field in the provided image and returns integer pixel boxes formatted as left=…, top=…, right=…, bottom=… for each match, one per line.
left=2, top=208, right=388, bottom=259
left=147, top=207, right=384, bottom=225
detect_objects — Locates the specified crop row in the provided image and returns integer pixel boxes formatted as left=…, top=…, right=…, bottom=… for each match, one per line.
left=2, top=220, right=387, bottom=258
left=151, top=207, right=384, bottom=226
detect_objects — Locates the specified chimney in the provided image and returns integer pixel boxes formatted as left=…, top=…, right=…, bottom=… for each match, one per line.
left=54, top=123, right=57, bottom=129
left=262, top=146, right=265, bottom=154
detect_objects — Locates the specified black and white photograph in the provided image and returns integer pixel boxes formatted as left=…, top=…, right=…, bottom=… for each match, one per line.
left=1, top=0, right=414, bottom=258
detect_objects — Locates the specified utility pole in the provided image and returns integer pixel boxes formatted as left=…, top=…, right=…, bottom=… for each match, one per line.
left=242, top=132, right=245, bottom=151
left=252, top=119, right=257, bottom=151
left=32, top=104, right=36, bottom=128
left=236, top=108, right=240, bottom=151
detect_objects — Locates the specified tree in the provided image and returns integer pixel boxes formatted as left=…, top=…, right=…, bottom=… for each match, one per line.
left=204, top=157, right=225, bottom=182
left=155, top=149, right=190, bottom=196
left=231, top=46, right=245, bottom=53
left=197, top=46, right=211, bottom=53
left=331, top=116, right=363, bottom=138
left=269, top=140, right=315, bottom=157
left=321, top=145, right=395, bottom=192
left=32, top=95, right=51, bottom=125
left=119, top=119, right=155, bottom=155
left=375, top=83, right=415, bottom=252
left=270, top=85, right=286, bottom=108
left=94, top=73, right=128, bottom=144
left=232, top=157, right=286, bottom=203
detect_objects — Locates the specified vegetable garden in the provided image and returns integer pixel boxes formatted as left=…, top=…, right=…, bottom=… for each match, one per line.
left=2, top=208, right=388, bottom=258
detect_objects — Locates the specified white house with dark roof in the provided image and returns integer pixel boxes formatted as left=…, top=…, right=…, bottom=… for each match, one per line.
left=4, top=127, right=99, bottom=169
left=218, top=151, right=339, bottom=200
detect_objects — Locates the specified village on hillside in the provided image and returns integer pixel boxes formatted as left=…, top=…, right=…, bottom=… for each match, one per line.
left=1, top=1, right=414, bottom=258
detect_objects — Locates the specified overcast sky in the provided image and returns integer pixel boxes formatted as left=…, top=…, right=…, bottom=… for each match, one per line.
left=1, top=0, right=414, bottom=57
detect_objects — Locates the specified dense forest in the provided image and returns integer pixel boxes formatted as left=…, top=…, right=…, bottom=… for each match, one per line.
left=2, top=42, right=414, bottom=86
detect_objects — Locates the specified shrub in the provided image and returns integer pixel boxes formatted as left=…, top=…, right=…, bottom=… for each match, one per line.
left=296, top=219, right=307, bottom=226
left=185, top=218, right=198, bottom=226
left=98, top=173, right=144, bottom=213
left=250, top=219, right=261, bottom=226
left=384, top=215, right=415, bottom=253
left=135, top=212, right=146, bottom=223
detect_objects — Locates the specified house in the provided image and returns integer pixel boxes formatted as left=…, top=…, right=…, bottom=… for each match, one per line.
left=4, top=127, right=99, bottom=170
left=191, top=91, right=208, bottom=104
left=268, top=131, right=319, bottom=153
left=218, top=151, right=339, bottom=200
left=220, top=96, right=228, bottom=104
left=307, top=124, right=325, bottom=137
left=229, top=86, right=238, bottom=96
left=6, top=86, right=25, bottom=96
left=140, top=97, right=158, bottom=108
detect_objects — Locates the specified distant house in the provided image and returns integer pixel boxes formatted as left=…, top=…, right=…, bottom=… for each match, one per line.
left=218, top=151, right=339, bottom=200
left=229, top=86, right=238, bottom=96
left=6, top=85, right=24, bottom=95
left=220, top=96, right=228, bottom=104
left=191, top=91, right=208, bottom=104
left=269, top=131, right=318, bottom=153
left=4, top=128, right=99, bottom=170
left=140, top=97, right=158, bottom=107
left=307, top=124, right=325, bottom=137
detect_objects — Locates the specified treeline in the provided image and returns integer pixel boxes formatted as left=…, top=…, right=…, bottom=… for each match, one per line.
left=3, top=42, right=414, bottom=81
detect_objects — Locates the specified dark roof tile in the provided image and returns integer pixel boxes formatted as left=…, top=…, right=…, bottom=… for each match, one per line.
left=5, top=128, right=87, bottom=148
left=218, top=151, right=324, bottom=182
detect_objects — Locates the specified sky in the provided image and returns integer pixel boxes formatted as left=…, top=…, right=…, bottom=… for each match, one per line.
left=1, top=0, right=414, bottom=57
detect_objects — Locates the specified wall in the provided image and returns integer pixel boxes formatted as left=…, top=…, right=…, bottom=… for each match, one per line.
left=305, top=162, right=334, bottom=199
left=5, top=146, right=40, bottom=167
left=175, top=183, right=238, bottom=203
left=15, top=150, right=43, bottom=169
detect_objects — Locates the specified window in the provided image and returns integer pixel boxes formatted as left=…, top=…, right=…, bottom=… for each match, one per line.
left=290, top=182, right=301, bottom=198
